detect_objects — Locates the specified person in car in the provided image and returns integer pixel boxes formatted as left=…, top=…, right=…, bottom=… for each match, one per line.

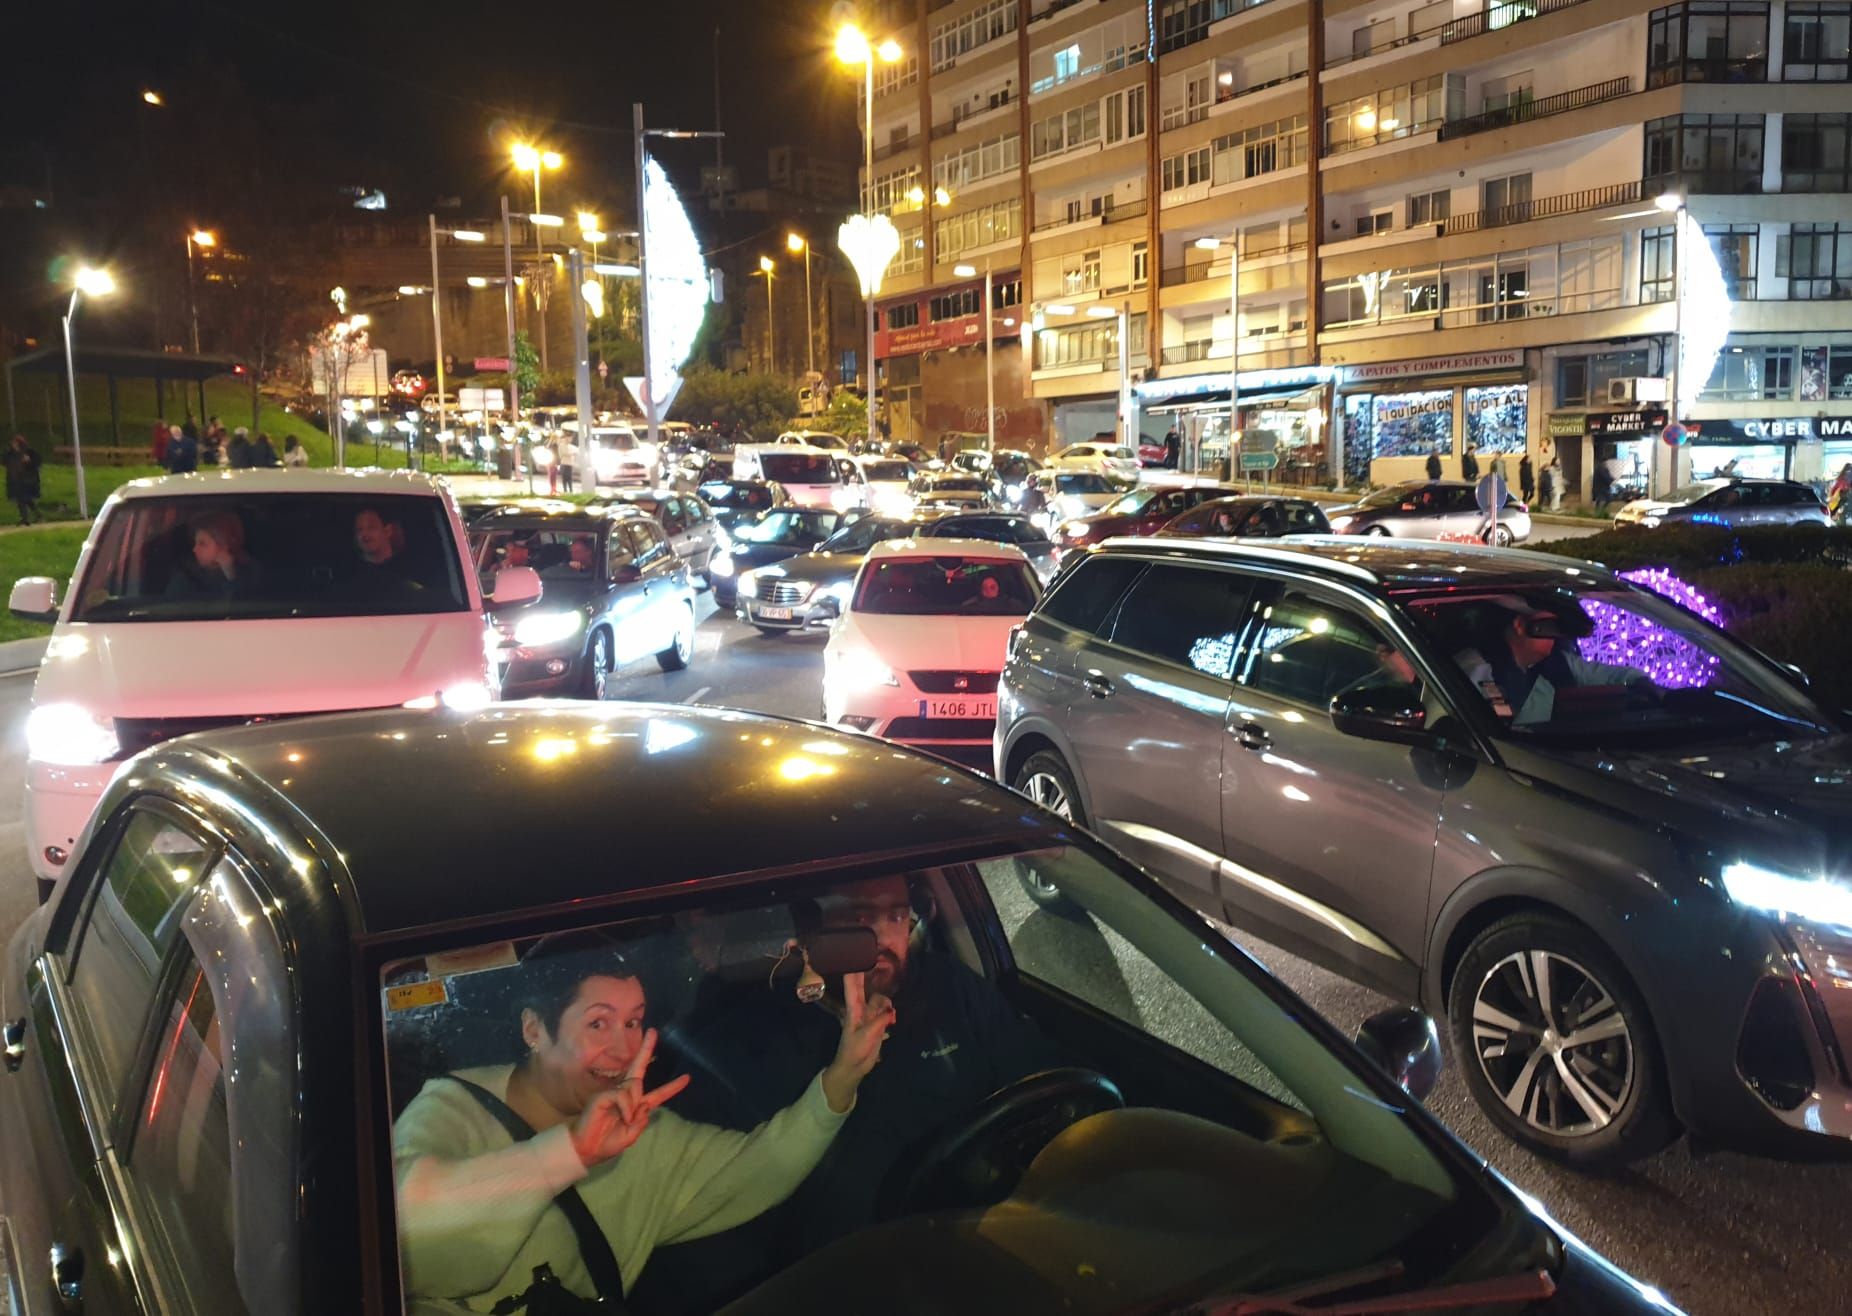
left=392, top=932, right=893, bottom=1312
left=567, top=535, right=597, bottom=573
left=168, top=511, right=260, bottom=597
left=1451, top=598, right=1640, bottom=726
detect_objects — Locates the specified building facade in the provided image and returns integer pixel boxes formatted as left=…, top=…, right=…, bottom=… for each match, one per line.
left=858, top=0, right=1852, bottom=495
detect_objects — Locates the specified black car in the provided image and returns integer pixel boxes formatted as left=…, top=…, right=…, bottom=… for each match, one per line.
left=607, top=490, right=723, bottom=586
left=470, top=503, right=697, bottom=698
left=1156, top=495, right=1332, bottom=539
left=0, top=704, right=1678, bottom=1315
left=695, top=477, right=787, bottom=536
left=709, top=506, right=845, bottom=607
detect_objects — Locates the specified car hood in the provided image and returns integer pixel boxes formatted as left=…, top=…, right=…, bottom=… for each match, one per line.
left=838, top=610, right=1025, bottom=670
left=1507, top=733, right=1852, bottom=872
left=33, top=615, right=490, bottom=718
left=759, top=549, right=867, bottom=588
left=1614, top=498, right=1674, bottom=518
left=729, top=542, right=814, bottom=569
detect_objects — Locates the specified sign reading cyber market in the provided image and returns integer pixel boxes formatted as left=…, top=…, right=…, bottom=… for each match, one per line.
left=1688, top=416, right=1852, bottom=443
left=1586, top=409, right=1669, bottom=437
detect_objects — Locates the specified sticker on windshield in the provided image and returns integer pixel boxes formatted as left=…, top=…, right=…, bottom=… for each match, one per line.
left=385, top=980, right=449, bottom=1012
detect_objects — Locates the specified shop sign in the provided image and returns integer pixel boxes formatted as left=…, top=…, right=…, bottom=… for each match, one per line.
left=1688, top=416, right=1852, bottom=443
left=882, top=318, right=983, bottom=356
left=1586, top=408, right=1668, bottom=437
left=1547, top=413, right=1587, bottom=438
left=1134, top=365, right=1331, bottom=403
left=1337, top=349, right=1523, bottom=385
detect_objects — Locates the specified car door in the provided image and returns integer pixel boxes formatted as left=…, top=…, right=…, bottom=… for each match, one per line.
left=678, top=495, right=717, bottom=573
left=630, top=519, right=684, bottom=647
left=1136, top=489, right=1193, bottom=534
left=1220, top=584, right=1445, bottom=999
left=604, top=524, right=656, bottom=664
left=1434, top=485, right=1483, bottom=538
left=1061, top=562, right=1259, bottom=915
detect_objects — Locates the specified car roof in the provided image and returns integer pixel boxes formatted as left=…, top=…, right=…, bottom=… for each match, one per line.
left=866, top=536, right=1030, bottom=562
left=148, top=705, right=1055, bottom=936
left=1090, top=535, right=1614, bottom=593
left=109, top=468, right=449, bottom=500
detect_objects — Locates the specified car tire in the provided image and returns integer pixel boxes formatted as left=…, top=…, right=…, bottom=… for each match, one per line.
left=1010, top=751, right=1087, bottom=911
left=1491, top=524, right=1515, bottom=547
left=1448, top=912, right=1676, bottom=1169
left=1364, top=525, right=1391, bottom=537
left=579, top=628, right=613, bottom=701
left=658, top=604, right=695, bottom=672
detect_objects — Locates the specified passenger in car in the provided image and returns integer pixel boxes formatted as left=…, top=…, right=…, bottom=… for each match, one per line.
left=392, top=932, right=893, bottom=1311
left=167, top=511, right=260, bottom=598
left=353, top=507, right=421, bottom=593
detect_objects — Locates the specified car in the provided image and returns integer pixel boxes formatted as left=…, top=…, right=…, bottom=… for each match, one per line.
left=607, top=490, right=723, bottom=586
left=1020, top=469, right=1122, bottom=532
left=0, top=702, right=1684, bottom=1316
left=709, top=506, right=845, bottom=607
left=1325, top=480, right=1532, bottom=545
left=734, top=445, right=858, bottom=510
left=1048, top=442, right=1141, bottom=483
left=775, top=429, right=850, bottom=451
left=998, top=535, right=1852, bottom=1168
left=1156, top=495, right=1332, bottom=539
left=949, top=448, right=993, bottom=477
left=910, top=472, right=993, bottom=510
left=986, top=449, right=1043, bottom=501
left=852, top=454, right=916, bottom=515
left=6, top=469, right=518, bottom=904
left=1137, top=435, right=1170, bottom=467
left=470, top=502, right=696, bottom=698
left=694, top=477, right=789, bottom=536
left=824, top=539, right=1041, bottom=769
left=1612, top=477, right=1829, bottom=529
left=584, top=423, right=661, bottom=488
left=1053, top=481, right=1239, bottom=555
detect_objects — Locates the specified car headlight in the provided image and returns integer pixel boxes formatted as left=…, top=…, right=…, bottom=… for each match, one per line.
left=1328, top=514, right=1356, bottom=531
left=711, top=551, right=736, bottom=577
left=1723, top=861, right=1852, bottom=929
left=1005, top=484, right=1024, bottom=504
left=737, top=568, right=759, bottom=597
left=1641, top=514, right=1663, bottom=528
left=828, top=648, right=898, bottom=689
left=1060, top=520, right=1091, bottom=540
left=513, top=609, right=587, bottom=647
left=26, top=703, right=120, bottom=764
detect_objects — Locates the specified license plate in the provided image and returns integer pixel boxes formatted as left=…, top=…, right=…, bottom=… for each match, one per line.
left=919, top=698, right=996, bottom=720
left=758, top=605, right=794, bottom=620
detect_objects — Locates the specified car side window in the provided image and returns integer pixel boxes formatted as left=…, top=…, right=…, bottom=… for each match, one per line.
left=660, top=499, right=687, bottom=533
left=1237, top=592, right=1419, bottom=709
left=1106, top=564, right=1256, bottom=679
left=608, top=528, right=636, bottom=575
left=122, top=859, right=297, bottom=1314
left=632, top=521, right=672, bottom=566
left=1285, top=503, right=1326, bottom=533
left=1036, top=556, right=1144, bottom=634
left=68, top=810, right=214, bottom=1095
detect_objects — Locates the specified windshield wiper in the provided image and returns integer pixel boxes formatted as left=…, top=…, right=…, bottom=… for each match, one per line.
left=1176, top=1261, right=1555, bottom=1315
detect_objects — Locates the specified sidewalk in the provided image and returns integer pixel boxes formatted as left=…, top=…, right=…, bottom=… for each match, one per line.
left=1278, top=485, right=1606, bottom=532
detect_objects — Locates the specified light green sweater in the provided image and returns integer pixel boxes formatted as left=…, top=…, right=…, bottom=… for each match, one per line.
left=393, top=1064, right=846, bottom=1313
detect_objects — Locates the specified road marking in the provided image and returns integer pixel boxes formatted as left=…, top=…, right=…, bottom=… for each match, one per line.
left=683, top=686, right=712, bottom=705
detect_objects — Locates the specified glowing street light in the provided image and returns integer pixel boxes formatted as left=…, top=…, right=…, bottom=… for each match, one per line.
left=512, top=142, right=564, bottom=259
left=63, top=266, right=117, bottom=517
left=836, top=22, right=906, bottom=453
left=933, top=186, right=952, bottom=206
left=142, top=89, right=163, bottom=106
left=184, top=230, right=217, bottom=354
left=451, top=229, right=487, bottom=243
left=577, top=211, right=601, bottom=234
left=788, top=233, right=816, bottom=379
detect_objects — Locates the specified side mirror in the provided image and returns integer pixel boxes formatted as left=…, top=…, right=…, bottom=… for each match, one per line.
left=489, top=565, right=542, bottom=607
left=1354, top=1007, right=1443, bottom=1101
left=8, top=576, right=60, bottom=623
left=1782, top=661, right=1812, bottom=689
left=1329, top=684, right=1429, bottom=745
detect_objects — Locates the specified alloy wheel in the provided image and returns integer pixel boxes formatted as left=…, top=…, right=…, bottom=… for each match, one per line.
left=1022, top=771, right=1072, bottom=820
left=588, top=631, right=612, bottom=700
left=1470, top=949, right=1635, bottom=1137
left=675, top=608, right=694, bottom=664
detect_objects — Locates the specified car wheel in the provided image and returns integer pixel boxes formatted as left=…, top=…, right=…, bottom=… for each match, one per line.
left=579, top=628, right=613, bottom=701
left=1364, top=525, right=1391, bottom=537
left=1492, top=523, right=1515, bottom=547
left=1449, top=912, right=1676, bottom=1168
left=658, top=603, right=695, bottom=672
left=1011, top=751, right=1086, bottom=910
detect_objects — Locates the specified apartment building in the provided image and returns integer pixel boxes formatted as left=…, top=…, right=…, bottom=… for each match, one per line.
left=860, top=0, right=1852, bottom=496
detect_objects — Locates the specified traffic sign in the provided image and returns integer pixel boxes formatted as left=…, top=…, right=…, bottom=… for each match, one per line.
left=458, top=387, right=506, bottom=412
left=1239, top=452, right=1279, bottom=471
left=597, top=359, right=609, bottom=380
left=623, top=372, right=683, bottom=417
left=473, top=357, right=510, bottom=373
left=1475, top=472, right=1508, bottom=516
left=1239, top=429, right=1277, bottom=456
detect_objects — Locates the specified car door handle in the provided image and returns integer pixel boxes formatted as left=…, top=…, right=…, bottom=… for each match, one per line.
left=50, top=1242, right=83, bottom=1311
left=3, top=1017, right=23, bottom=1071
left=1233, top=722, right=1270, bottom=751
left=1083, top=673, right=1115, bottom=700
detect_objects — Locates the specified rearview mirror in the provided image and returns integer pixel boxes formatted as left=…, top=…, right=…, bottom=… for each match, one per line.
left=489, top=565, right=542, bottom=608
left=799, top=926, right=879, bottom=977
left=8, top=576, right=59, bottom=623
left=1329, top=685, right=1428, bottom=745
left=1354, top=1007, right=1442, bottom=1101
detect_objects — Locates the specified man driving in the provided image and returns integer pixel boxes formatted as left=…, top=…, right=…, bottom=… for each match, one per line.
left=1452, top=597, right=1640, bottom=726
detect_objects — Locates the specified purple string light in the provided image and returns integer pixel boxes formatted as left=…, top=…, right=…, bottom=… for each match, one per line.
left=1617, top=566, right=1725, bottom=626
left=1574, top=567, right=1723, bottom=689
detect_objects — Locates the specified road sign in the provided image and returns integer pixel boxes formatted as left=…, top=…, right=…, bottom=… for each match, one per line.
left=1239, top=452, right=1279, bottom=471
left=473, top=357, right=510, bottom=373
left=1240, top=428, right=1278, bottom=456
left=1475, top=472, right=1508, bottom=516
left=458, top=387, right=506, bottom=412
left=597, top=359, right=609, bottom=381
left=623, top=372, right=683, bottom=417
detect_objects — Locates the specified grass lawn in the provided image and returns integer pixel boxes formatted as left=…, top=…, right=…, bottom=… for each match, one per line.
left=0, top=525, right=89, bottom=644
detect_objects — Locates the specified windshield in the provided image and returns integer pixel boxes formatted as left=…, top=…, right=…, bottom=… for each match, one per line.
left=73, top=493, right=469, bottom=622
left=592, top=430, right=639, bottom=451
left=818, top=517, right=908, bottom=554
left=918, top=477, right=987, bottom=494
left=1357, top=484, right=1424, bottom=508
left=787, top=433, right=847, bottom=449
left=761, top=453, right=842, bottom=485
left=853, top=555, right=1039, bottom=615
left=471, top=527, right=605, bottom=587
left=1399, top=583, right=1837, bottom=747
left=1053, top=473, right=1113, bottom=495
left=1661, top=481, right=1726, bottom=505
left=376, top=837, right=1471, bottom=1315
left=859, top=461, right=911, bottom=482
left=699, top=482, right=772, bottom=511
left=733, top=509, right=841, bottom=547
left=1101, top=487, right=1157, bottom=515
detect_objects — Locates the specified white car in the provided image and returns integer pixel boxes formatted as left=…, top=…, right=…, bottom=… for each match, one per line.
left=1025, top=469, right=1121, bottom=532
left=585, top=424, right=660, bottom=487
left=734, top=444, right=859, bottom=511
left=1048, top=442, right=1141, bottom=482
left=822, top=538, right=1041, bottom=769
left=7, top=469, right=524, bottom=902
left=776, top=429, right=850, bottom=451
left=853, top=455, right=916, bottom=516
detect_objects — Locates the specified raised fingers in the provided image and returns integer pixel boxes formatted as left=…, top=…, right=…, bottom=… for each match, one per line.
left=624, top=1027, right=660, bottom=1083
left=841, top=970, right=866, bottom=1021
left=640, top=1072, right=693, bottom=1112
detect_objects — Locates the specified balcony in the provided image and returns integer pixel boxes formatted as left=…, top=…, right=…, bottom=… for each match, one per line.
left=1216, top=68, right=1308, bottom=104
left=1439, top=0, right=1600, bottom=46
left=1162, top=340, right=1220, bottom=365
left=873, top=134, right=919, bottom=162
left=1644, top=170, right=1764, bottom=196
left=1438, top=77, right=1632, bottom=142
left=1440, top=180, right=1643, bottom=235
left=1031, top=197, right=1149, bottom=235
left=1646, top=56, right=1768, bottom=89
left=1159, top=242, right=1307, bottom=287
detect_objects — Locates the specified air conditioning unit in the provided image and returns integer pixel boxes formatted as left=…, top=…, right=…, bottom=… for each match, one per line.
left=1608, top=376, right=1670, bottom=405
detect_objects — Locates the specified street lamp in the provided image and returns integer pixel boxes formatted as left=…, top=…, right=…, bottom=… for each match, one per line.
left=512, top=143, right=563, bottom=260
left=184, top=229, right=216, bottom=354
left=1194, top=232, right=1241, bottom=477
left=836, top=22, right=905, bottom=453
left=758, top=255, right=777, bottom=375
left=787, top=232, right=817, bottom=380
left=954, top=261, right=997, bottom=452
left=63, top=266, right=116, bottom=518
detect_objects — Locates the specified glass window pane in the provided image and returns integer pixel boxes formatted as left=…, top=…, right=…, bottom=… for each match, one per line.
left=1238, top=594, right=1420, bottom=709
left=1106, top=564, right=1253, bottom=677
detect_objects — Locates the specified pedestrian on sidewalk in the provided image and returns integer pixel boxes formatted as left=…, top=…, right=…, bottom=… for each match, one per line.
left=168, top=423, right=200, bottom=474
left=1592, top=460, right=1613, bottom=510
left=1425, top=445, right=1443, bottom=481
left=252, top=432, right=279, bottom=467
left=560, top=434, right=578, bottom=493
left=151, top=422, right=171, bottom=467
left=1519, top=453, right=1535, bottom=505
left=5, top=435, right=41, bottom=525
left=228, top=427, right=254, bottom=468
left=1460, top=441, right=1479, bottom=484
left=1547, top=456, right=1564, bottom=511
left=547, top=435, right=561, bottom=494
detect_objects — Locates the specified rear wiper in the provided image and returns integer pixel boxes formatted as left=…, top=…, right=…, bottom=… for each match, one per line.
left=1177, top=1261, right=1555, bottom=1315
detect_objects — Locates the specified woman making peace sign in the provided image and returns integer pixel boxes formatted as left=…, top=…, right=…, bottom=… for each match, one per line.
left=392, top=932, right=894, bottom=1312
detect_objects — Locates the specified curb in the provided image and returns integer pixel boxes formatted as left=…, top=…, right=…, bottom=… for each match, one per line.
left=1283, top=486, right=1604, bottom=530
left=0, top=636, right=48, bottom=676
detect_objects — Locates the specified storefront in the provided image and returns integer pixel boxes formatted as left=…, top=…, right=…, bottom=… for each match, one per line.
left=1684, top=415, right=1852, bottom=487
left=1584, top=409, right=1669, bottom=502
left=1135, top=367, right=1334, bottom=481
left=1334, top=350, right=1529, bottom=487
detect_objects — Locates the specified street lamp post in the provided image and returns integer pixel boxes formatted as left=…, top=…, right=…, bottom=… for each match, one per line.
left=787, top=232, right=815, bottom=380
left=62, top=266, right=115, bottom=519
left=424, top=222, right=485, bottom=455
left=758, top=256, right=777, bottom=374
left=185, top=229, right=215, bottom=355
left=501, top=196, right=521, bottom=429
left=954, top=261, right=996, bottom=453
left=836, top=24, right=904, bottom=454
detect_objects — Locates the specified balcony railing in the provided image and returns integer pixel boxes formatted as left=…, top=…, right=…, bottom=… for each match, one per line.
left=1162, top=340, right=1220, bottom=365
left=1440, top=0, right=1597, bottom=45
left=1216, top=68, right=1308, bottom=101
left=1159, top=242, right=1307, bottom=287
left=1440, top=180, right=1642, bottom=235
left=873, top=134, right=918, bottom=162
left=1646, top=56, right=1768, bottom=88
left=1644, top=170, right=1765, bottom=196
left=1031, top=197, right=1149, bottom=234
left=1438, top=76, right=1632, bottom=141
left=932, top=93, right=1015, bottom=139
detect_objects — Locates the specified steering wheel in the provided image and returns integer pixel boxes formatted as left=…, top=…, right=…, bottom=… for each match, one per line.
left=876, top=1068, right=1124, bottom=1220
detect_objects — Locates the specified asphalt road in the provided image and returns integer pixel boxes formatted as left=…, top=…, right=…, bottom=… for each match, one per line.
left=2, top=556, right=1844, bottom=1314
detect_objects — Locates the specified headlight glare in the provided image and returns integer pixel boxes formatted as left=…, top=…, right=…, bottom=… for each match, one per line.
left=711, top=552, right=736, bottom=578
left=1723, top=860, right=1852, bottom=929
left=513, top=609, right=587, bottom=647
left=829, top=648, right=898, bottom=689
left=27, top=703, right=120, bottom=764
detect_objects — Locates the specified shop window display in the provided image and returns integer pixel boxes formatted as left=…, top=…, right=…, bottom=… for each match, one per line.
left=1464, top=385, right=1528, bottom=454
left=1370, top=390, right=1453, bottom=458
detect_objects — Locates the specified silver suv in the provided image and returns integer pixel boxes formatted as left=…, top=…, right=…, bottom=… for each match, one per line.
left=996, top=537, right=1852, bottom=1168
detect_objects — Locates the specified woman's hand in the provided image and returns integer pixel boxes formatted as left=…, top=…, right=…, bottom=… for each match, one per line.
left=821, top=972, right=897, bottom=1114
left=569, top=1028, right=692, bottom=1169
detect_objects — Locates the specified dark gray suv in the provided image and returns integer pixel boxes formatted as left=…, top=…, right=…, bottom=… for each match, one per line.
left=996, top=536, right=1852, bottom=1168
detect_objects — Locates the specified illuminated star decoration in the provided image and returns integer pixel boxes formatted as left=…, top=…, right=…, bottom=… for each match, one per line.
left=641, top=157, right=711, bottom=405
left=1575, top=567, right=1724, bottom=688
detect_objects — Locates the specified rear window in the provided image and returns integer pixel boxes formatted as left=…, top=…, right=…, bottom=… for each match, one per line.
left=854, top=555, right=1039, bottom=616
left=700, top=482, right=772, bottom=511
left=472, top=528, right=604, bottom=583
left=859, top=461, right=911, bottom=481
left=73, top=493, right=469, bottom=622
left=760, top=454, right=843, bottom=485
